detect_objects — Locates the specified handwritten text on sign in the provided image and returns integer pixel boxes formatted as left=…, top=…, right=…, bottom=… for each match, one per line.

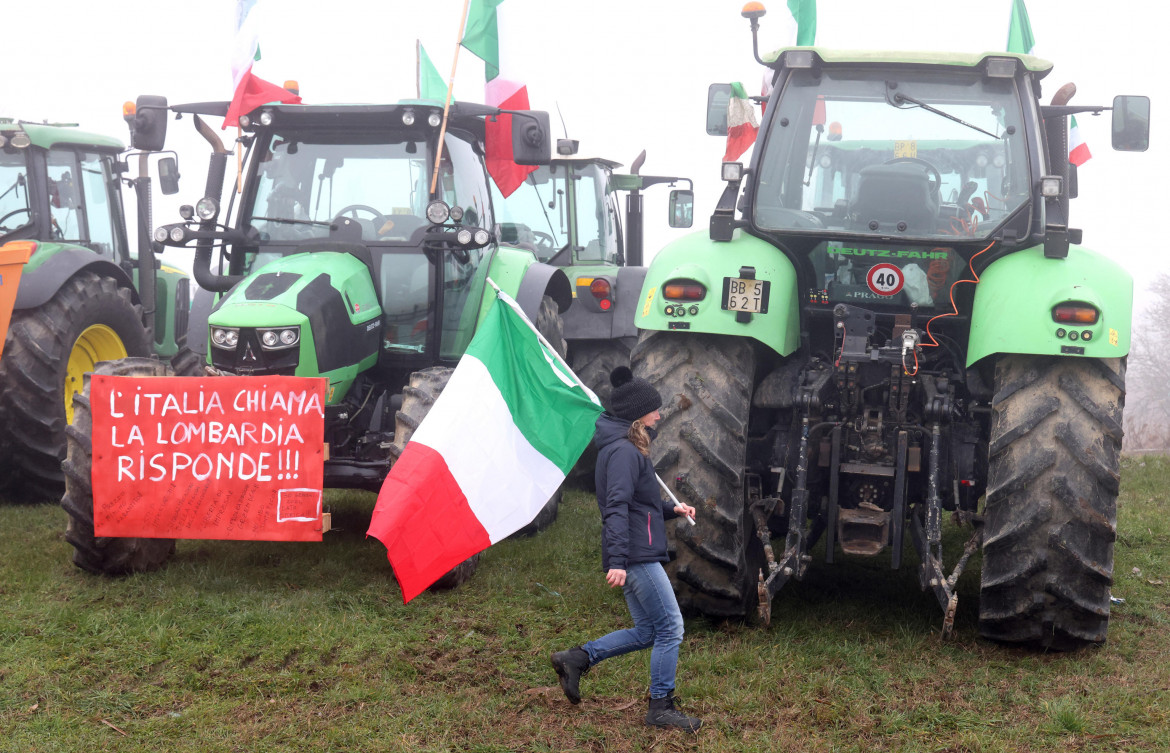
left=91, top=375, right=327, bottom=541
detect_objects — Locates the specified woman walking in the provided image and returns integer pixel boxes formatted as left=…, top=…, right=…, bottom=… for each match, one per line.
left=550, top=366, right=701, bottom=733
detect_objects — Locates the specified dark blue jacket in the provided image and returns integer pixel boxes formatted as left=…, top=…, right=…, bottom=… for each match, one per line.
left=593, top=412, right=678, bottom=571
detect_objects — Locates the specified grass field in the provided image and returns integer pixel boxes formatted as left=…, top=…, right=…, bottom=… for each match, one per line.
left=2, top=457, right=1168, bottom=752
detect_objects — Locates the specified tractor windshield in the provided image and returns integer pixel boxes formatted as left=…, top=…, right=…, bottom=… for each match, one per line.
left=755, top=67, right=1031, bottom=242
left=494, top=164, right=571, bottom=261
left=0, top=150, right=32, bottom=238
left=246, top=130, right=492, bottom=244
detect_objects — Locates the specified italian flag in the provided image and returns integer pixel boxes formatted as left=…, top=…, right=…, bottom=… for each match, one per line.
left=724, top=82, right=760, bottom=162
left=223, top=0, right=300, bottom=129
left=462, top=0, right=536, bottom=197
left=367, top=287, right=602, bottom=602
left=1069, top=116, right=1092, bottom=166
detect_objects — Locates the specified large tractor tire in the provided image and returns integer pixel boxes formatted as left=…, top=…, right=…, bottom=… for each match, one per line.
left=565, top=339, right=633, bottom=491
left=0, top=271, right=151, bottom=502
left=632, top=331, right=759, bottom=618
left=61, top=357, right=177, bottom=575
left=170, top=346, right=208, bottom=377
left=979, top=355, right=1124, bottom=650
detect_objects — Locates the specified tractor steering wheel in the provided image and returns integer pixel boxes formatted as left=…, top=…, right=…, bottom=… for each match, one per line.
left=0, top=207, right=31, bottom=228
left=883, top=157, right=942, bottom=198
left=531, top=231, right=557, bottom=256
left=333, top=204, right=386, bottom=223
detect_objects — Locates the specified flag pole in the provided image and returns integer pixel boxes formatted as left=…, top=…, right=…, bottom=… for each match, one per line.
left=485, top=277, right=600, bottom=406
left=430, top=0, right=471, bottom=197
left=655, top=474, right=697, bottom=525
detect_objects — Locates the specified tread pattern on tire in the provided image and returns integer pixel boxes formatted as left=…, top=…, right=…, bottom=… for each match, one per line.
left=61, top=357, right=177, bottom=575
left=632, top=331, right=757, bottom=617
left=565, top=339, right=633, bottom=490
left=0, top=272, right=150, bottom=501
left=979, top=355, right=1124, bottom=650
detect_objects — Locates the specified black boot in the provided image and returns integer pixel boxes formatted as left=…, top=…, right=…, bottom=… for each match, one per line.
left=645, top=693, right=702, bottom=732
left=550, top=646, right=591, bottom=704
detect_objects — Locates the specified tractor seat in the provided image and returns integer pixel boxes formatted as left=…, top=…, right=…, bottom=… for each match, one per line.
left=850, top=162, right=939, bottom=233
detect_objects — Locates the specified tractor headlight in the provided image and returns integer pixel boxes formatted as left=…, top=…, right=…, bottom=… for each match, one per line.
left=153, top=226, right=170, bottom=243
left=473, top=229, right=491, bottom=246
left=258, top=110, right=274, bottom=126
left=456, top=228, right=473, bottom=245
left=428, top=112, right=442, bottom=127
left=426, top=200, right=450, bottom=224
left=212, top=327, right=240, bottom=348
left=449, top=205, right=464, bottom=222
left=195, top=197, right=219, bottom=221
left=402, top=110, right=416, bottom=126
left=258, top=326, right=299, bottom=350
left=169, top=226, right=186, bottom=243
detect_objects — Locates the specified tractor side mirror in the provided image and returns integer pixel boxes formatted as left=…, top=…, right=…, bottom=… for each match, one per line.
left=706, top=84, right=733, bottom=135
left=157, top=156, right=180, bottom=195
left=131, top=95, right=169, bottom=152
left=511, top=110, right=552, bottom=166
left=669, top=190, right=694, bottom=228
left=1112, top=95, right=1150, bottom=152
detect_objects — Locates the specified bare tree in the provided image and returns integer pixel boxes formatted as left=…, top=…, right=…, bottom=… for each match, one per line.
left=1123, top=273, right=1170, bottom=452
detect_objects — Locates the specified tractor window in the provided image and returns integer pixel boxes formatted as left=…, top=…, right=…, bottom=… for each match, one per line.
left=77, top=151, right=122, bottom=257
left=755, top=68, right=1030, bottom=242
left=0, top=151, right=32, bottom=237
left=439, top=247, right=488, bottom=359
left=248, top=134, right=430, bottom=243
left=438, top=132, right=494, bottom=235
left=380, top=251, right=432, bottom=355
left=575, top=164, right=620, bottom=263
left=494, top=164, right=570, bottom=262
left=46, top=150, right=85, bottom=244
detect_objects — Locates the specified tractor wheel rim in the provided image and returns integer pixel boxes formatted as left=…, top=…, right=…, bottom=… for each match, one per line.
left=65, top=324, right=128, bottom=424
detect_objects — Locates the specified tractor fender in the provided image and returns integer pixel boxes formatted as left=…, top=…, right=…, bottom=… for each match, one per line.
left=516, top=262, right=572, bottom=320
left=610, top=266, right=648, bottom=339
left=966, top=244, right=1133, bottom=367
left=636, top=229, right=801, bottom=358
left=14, top=247, right=136, bottom=310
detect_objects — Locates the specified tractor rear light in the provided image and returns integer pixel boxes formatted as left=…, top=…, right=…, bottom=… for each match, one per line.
left=590, top=278, right=612, bottom=300
left=1052, top=303, right=1099, bottom=324
left=663, top=281, right=706, bottom=301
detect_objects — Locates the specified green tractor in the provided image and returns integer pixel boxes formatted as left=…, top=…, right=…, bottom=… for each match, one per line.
left=493, top=142, right=691, bottom=484
left=0, top=114, right=190, bottom=501
left=60, top=95, right=568, bottom=582
left=635, top=10, right=1150, bottom=649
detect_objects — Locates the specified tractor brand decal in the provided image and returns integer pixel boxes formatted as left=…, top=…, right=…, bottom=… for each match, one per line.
left=866, top=263, right=904, bottom=296
left=1110, top=328, right=1119, bottom=347
left=89, top=375, right=327, bottom=542
left=642, top=287, right=656, bottom=317
left=830, top=245, right=949, bottom=260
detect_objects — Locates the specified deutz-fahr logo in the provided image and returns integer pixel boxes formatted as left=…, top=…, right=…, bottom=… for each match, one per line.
left=830, top=245, right=949, bottom=260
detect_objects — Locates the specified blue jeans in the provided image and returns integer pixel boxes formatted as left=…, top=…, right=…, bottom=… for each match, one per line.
left=582, top=561, right=684, bottom=699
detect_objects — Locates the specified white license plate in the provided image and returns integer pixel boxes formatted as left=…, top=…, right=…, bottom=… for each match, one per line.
left=722, top=277, right=769, bottom=314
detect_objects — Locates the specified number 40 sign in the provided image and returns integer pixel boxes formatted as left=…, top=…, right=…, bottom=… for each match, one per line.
left=866, top=263, right=904, bottom=297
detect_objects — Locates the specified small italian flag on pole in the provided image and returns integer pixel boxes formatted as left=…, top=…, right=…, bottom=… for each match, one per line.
left=724, top=82, right=760, bottom=162
left=1069, top=116, right=1092, bottom=166
left=367, top=284, right=602, bottom=602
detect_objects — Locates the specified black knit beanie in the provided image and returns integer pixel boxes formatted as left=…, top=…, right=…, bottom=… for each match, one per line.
left=608, top=366, right=662, bottom=421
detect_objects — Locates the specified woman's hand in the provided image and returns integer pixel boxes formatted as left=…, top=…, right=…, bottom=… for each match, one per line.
left=606, top=568, right=627, bottom=587
left=673, top=503, right=697, bottom=521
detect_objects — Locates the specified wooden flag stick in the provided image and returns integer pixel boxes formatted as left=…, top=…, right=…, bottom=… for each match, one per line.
left=429, top=0, right=472, bottom=197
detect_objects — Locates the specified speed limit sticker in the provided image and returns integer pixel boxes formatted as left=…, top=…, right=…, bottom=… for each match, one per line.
left=866, top=263, right=904, bottom=296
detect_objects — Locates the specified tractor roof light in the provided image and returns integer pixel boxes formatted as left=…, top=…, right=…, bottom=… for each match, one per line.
left=9, top=131, right=31, bottom=148
left=402, top=109, right=416, bottom=126
left=238, top=114, right=251, bottom=128
left=122, top=101, right=136, bottom=118
left=427, top=111, right=442, bottom=127
left=258, top=110, right=274, bottom=126
left=741, top=2, right=766, bottom=20
left=722, top=162, right=743, bottom=182
left=283, top=80, right=300, bottom=95
left=784, top=50, right=817, bottom=68
left=1052, top=303, right=1099, bottom=325
left=985, top=57, right=1018, bottom=78
left=426, top=200, right=450, bottom=224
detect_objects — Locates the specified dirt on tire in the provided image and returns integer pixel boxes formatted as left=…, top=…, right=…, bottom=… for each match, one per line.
left=632, top=331, right=760, bottom=618
left=979, top=355, right=1124, bottom=650
left=61, top=357, right=177, bottom=575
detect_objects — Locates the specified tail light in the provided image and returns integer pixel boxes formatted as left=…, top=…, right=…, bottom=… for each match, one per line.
left=1052, top=303, right=1099, bottom=325
left=590, top=278, right=613, bottom=311
left=663, top=281, right=706, bottom=301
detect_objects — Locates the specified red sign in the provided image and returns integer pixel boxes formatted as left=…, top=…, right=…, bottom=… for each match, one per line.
left=91, top=375, right=327, bottom=541
left=866, top=263, right=905, bottom=296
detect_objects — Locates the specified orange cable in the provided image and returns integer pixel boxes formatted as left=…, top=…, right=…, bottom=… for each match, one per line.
left=922, top=241, right=995, bottom=348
